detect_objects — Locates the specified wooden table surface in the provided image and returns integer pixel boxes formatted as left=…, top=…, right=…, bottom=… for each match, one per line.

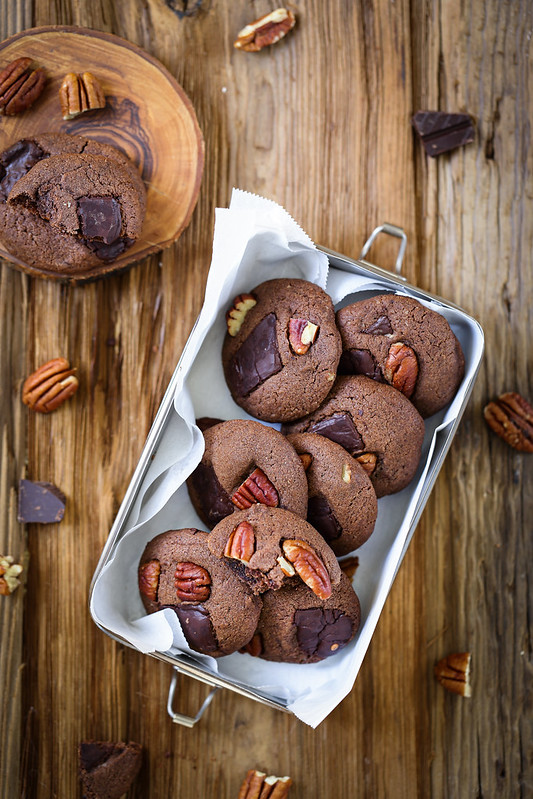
left=1, top=1, right=531, bottom=797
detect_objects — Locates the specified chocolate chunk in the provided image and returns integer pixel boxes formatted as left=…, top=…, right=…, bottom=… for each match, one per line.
left=187, top=462, right=234, bottom=526
left=173, top=604, right=219, bottom=653
left=196, top=416, right=224, bottom=433
left=338, top=348, right=384, bottom=380
left=77, top=196, right=122, bottom=244
left=294, top=607, right=353, bottom=659
left=412, top=111, right=475, bottom=157
left=307, top=494, right=342, bottom=542
left=78, top=740, right=142, bottom=799
left=85, top=236, right=133, bottom=262
left=0, top=140, right=45, bottom=201
left=308, top=413, right=364, bottom=455
left=17, top=479, right=66, bottom=523
left=362, top=315, right=393, bottom=335
left=228, top=313, right=283, bottom=396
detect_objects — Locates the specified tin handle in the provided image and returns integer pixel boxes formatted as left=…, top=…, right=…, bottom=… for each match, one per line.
left=359, top=223, right=407, bottom=275
left=167, top=668, right=220, bottom=727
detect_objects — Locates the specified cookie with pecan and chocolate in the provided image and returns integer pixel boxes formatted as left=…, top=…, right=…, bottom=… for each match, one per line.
left=336, top=293, right=465, bottom=417
left=282, top=375, right=426, bottom=497
left=138, top=528, right=262, bottom=658
left=208, top=504, right=342, bottom=597
left=286, top=432, right=378, bottom=556
left=245, top=572, right=361, bottom=664
left=222, top=278, right=341, bottom=422
left=186, top=419, right=308, bottom=528
left=0, top=133, right=143, bottom=275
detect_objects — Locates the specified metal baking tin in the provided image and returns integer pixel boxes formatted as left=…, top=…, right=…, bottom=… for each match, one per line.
left=89, top=225, right=484, bottom=726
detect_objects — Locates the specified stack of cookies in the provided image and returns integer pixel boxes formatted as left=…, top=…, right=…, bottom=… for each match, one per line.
left=0, top=132, right=146, bottom=275
left=138, top=277, right=465, bottom=665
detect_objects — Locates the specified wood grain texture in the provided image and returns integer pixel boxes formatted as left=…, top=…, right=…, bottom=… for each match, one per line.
left=0, top=1, right=531, bottom=798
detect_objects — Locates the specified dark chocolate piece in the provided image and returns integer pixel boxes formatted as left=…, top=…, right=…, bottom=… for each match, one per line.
left=187, top=462, right=234, bottom=526
left=307, top=494, right=342, bottom=542
left=77, top=196, right=122, bottom=244
left=84, top=236, right=133, bottom=262
left=228, top=313, right=283, bottom=396
left=17, top=479, right=66, bottom=523
left=412, top=111, right=475, bottom=157
left=0, top=140, right=45, bottom=201
left=78, top=740, right=142, bottom=799
left=338, top=348, right=384, bottom=380
left=174, top=604, right=219, bottom=653
left=294, top=607, right=353, bottom=659
left=308, top=413, right=364, bottom=455
left=362, top=315, right=393, bottom=335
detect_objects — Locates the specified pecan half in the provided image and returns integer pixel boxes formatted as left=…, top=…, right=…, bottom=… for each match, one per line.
left=22, top=357, right=79, bottom=413
left=226, top=293, right=257, bottom=336
left=174, top=561, right=211, bottom=602
left=0, top=57, right=46, bottom=115
left=234, top=8, right=296, bottom=52
left=224, top=520, right=256, bottom=563
left=383, top=342, right=418, bottom=398
left=339, top=555, right=359, bottom=580
left=238, top=769, right=293, bottom=799
left=138, top=559, right=161, bottom=602
left=240, top=632, right=263, bottom=657
left=59, top=71, right=105, bottom=120
left=355, top=452, right=377, bottom=477
left=281, top=539, right=332, bottom=599
left=288, top=318, right=319, bottom=355
left=0, top=555, right=23, bottom=596
left=483, top=392, right=533, bottom=452
left=434, top=652, right=471, bottom=697
left=298, top=452, right=313, bottom=471
left=231, top=467, right=279, bottom=509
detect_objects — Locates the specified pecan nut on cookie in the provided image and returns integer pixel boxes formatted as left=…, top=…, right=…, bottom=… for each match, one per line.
left=222, top=278, right=341, bottom=422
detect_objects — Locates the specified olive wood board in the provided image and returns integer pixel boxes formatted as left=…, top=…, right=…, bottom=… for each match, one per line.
left=0, top=26, right=204, bottom=282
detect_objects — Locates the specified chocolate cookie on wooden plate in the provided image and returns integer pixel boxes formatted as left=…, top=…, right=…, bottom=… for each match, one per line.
left=208, top=504, right=342, bottom=597
left=7, top=151, right=145, bottom=272
left=138, top=528, right=262, bottom=658
left=282, top=375, right=426, bottom=497
left=286, top=432, right=378, bottom=556
left=246, top=572, right=361, bottom=664
left=186, top=419, right=308, bottom=528
left=222, top=278, right=341, bottom=422
left=0, top=133, right=143, bottom=275
left=336, top=293, right=465, bottom=417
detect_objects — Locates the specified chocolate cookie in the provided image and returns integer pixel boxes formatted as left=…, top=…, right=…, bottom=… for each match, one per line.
left=0, top=133, right=142, bottom=275
left=208, top=504, right=342, bottom=597
left=282, top=375, right=426, bottom=497
left=245, top=573, right=361, bottom=664
left=336, top=293, right=465, bottom=417
left=222, top=278, right=341, bottom=422
left=78, top=740, right=142, bottom=799
left=186, top=419, right=308, bottom=528
left=286, top=432, right=378, bottom=556
left=138, top=528, right=262, bottom=658
left=7, top=151, right=145, bottom=270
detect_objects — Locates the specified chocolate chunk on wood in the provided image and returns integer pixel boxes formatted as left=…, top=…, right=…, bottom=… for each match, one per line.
left=17, top=479, right=66, bottom=523
left=78, top=740, right=142, bottom=799
left=412, top=111, right=475, bottom=156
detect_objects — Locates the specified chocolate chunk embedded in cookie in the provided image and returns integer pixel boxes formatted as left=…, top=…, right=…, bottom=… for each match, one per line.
left=186, top=419, right=308, bottom=528
left=286, top=432, right=378, bottom=556
left=336, top=293, right=465, bottom=417
left=208, top=504, right=342, bottom=597
left=282, top=375, right=426, bottom=497
left=222, top=278, right=341, bottom=422
left=248, top=573, right=361, bottom=663
left=138, top=528, right=262, bottom=658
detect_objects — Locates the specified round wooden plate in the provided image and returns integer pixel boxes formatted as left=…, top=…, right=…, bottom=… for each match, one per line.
left=0, top=26, right=204, bottom=281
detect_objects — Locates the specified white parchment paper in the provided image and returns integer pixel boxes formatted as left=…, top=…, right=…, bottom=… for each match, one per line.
left=90, top=190, right=484, bottom=727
